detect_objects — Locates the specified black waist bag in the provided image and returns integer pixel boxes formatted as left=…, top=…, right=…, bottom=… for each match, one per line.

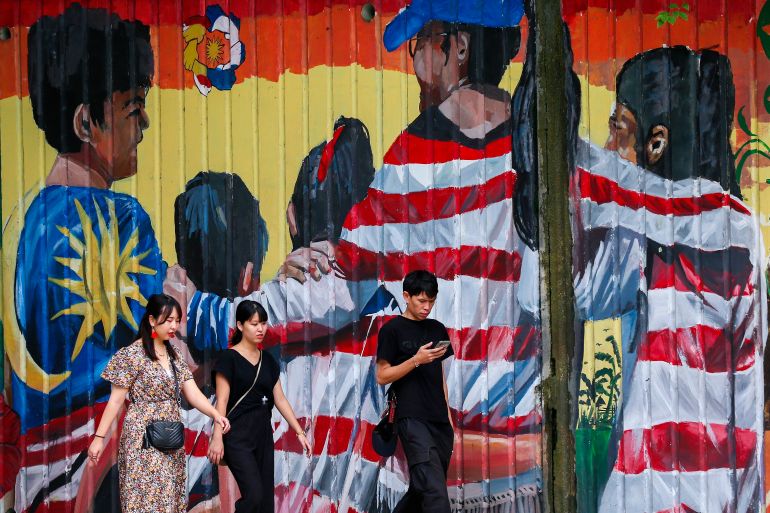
left=143, top=359, right=185, bottom=451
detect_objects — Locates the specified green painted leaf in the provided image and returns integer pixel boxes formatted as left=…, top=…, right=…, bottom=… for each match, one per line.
left=670, top=3, right=679, bottom=8
left=657, top=18, right=665, bottom=27
left=679, top=12, right=688, bottom=20
left=759, top=0, right=770, bottom=59
left=737, top=106, right=757, bottom=137
left=764, top=84, right=770, bottom=115
left=683, top=2, right=690, bottom=9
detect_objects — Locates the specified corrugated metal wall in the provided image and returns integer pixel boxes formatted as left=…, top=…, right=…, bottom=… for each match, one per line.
left=0, top=1, right=767, bottom=513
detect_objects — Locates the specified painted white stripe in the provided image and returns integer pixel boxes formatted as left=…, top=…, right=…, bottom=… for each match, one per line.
left=15, top=456, right=79, bottom=511
left=380, top=275, right=540, bottom=333
left=599, top=467, right=755, bottom=513
left=449, top=358, right=540, bottom=418
left=620, top=361, right=763, bottom=432
left=579, top=199, right=758, bottom=257
left=275, top=449, right=387, bottom=512
left=373, top=154, right=512, bottom=194
left=577, top=139, right=731, bottom=199
left=256, top=271, right=539, bottom=334
left=341, top=198, right=518, bottom=255
left=646, top=288, right=755, bottom=333
left=282, top=352, right=381, bottom=423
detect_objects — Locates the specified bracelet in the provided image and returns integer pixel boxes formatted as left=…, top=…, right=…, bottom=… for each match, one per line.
left=413, top=358, right=420, bottom=368
left=94, top=434, right=105, bottom=439
left=296, top=431, right=306, bottom=437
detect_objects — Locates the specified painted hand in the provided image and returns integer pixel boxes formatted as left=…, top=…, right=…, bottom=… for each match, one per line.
left=278, top=240, right=338, bottom=284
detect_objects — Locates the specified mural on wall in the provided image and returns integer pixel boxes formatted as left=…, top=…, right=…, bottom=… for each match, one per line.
left=567, top=2, right=770, bottom=513
left=0, top=1, right=768, bottom=513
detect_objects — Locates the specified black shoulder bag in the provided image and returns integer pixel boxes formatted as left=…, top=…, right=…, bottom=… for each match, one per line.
left=143, top=359, right=185, bottom=451
left=372, top=387, right=398, bottom=457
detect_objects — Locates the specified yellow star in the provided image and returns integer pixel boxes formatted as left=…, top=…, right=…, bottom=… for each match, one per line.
left=49, top=197, right=155, bottom=362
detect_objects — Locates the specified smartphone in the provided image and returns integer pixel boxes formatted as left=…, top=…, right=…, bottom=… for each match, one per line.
left=432, top=340, right=451, bottom=350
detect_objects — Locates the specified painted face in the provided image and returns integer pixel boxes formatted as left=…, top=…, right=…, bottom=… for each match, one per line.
left=89, top=87, right=150, bottom=181
left=150, top=309, right=180, bottom=341
left=402, top=291, right=437, bottom=321
left=605, top=102, right=639, bottom=164
left=237, top=313, right=268, bottom=345
left=412, top=21, right=463, bottom=111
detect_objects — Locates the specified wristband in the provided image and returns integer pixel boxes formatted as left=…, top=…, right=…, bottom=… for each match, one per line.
left=94, top=434, right=105, bottom=439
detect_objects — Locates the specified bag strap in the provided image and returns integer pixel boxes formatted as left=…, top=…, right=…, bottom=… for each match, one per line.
left=169, top=357, right=181, bottom=407
left=226, top=350, right=263, bottom=417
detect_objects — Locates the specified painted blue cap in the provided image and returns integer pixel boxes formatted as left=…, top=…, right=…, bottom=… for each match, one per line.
left=383, top=0, right=524, bottom=52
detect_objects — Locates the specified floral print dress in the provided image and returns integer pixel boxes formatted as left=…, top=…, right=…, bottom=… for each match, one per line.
left=101, top=341, right=193, bottom=513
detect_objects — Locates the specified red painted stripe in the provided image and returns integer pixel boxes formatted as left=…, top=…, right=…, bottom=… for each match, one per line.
left=640, top=326, right=757, bottom=373
left=265, top=319, right=540, bottom=364
left=577, top=167, right=751, bottom=216
left=276, top=414, right=542, bottom=463
left=336, top=240, right=522, bottom=284
left=24, top=498, right=75, bottom=513
left=343, top=171, right=516, bottom=229
left=460, top=410, right=542, bottom=436
left=275, top=416, right=381, bottom=462
left=614, top=422, right=758, bottom=474
left=384, top=131, right=513, bottom=166
left=0, top=0, right=406, bottom=28
left=22, top=402, right=106, bottom=445
left=647, top=253, right=755, bottom=300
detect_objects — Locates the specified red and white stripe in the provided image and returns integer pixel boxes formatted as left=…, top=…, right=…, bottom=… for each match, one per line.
left=14, top=402, right=214, bottom=513
left=577, top=141, right=766, bottom=513
left=253, top=127, right=544, bottom=511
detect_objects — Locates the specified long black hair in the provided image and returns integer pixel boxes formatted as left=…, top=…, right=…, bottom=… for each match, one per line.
left=511, top=0, right=582, bottom=251
left=137, top=294, right=182, bottom=361
left=231, top=300, right=269, bottom=346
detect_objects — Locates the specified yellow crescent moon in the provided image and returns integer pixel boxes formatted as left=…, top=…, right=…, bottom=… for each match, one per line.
left=3, top=187, right=70, bottom=393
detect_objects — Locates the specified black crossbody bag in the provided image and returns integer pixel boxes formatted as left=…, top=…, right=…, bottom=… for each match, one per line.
left=143, top=359, right=185, bottom=451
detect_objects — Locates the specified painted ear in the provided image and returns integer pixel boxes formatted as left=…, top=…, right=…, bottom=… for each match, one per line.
left=456, top=31, right=470, bottom=63
left=645, top=124, right=669, bottom=166
left=73, top=104, right=91, bottom=143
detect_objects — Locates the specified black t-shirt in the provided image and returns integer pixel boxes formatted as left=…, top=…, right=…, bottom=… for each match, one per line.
left=213, top=348, right=280, bottom=421
left=376, top=316, right=454, bottom=423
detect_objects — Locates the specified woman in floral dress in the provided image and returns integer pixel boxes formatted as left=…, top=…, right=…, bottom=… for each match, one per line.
left=87, top=294, right=230, bottom=513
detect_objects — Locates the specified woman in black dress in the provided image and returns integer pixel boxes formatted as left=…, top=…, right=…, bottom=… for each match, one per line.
left=207, top=300, right=310, bottom=513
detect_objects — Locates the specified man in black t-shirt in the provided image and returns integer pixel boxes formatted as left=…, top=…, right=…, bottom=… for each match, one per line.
left=376, top=270, right=454, bottom=513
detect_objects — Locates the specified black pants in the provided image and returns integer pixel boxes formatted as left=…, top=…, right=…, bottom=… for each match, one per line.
left=223, top=409, right=274, bottom=513
left=394, top=417, right=454, bottom=513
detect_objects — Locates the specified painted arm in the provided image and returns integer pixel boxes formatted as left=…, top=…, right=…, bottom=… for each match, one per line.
left=273, top=380, right=311, bottom=454
left=207, top=373, right=230, bottom=464
left=87, top=385, right=128, bottom=464
left=182, top=379, right=230, bottom=434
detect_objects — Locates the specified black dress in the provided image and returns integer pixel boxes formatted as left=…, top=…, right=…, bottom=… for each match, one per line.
left=214, top=348, right=280, bottom=513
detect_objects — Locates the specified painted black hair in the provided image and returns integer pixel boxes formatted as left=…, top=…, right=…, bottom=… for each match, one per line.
left=137, top=294, right=182, bottom=361
left=290, top=116, right=374, bottom=250
left=510, top=1, right=582, bottom=250
left=231, top=300, right=269, bottom=346
left=616, top=46, right=740, bottom=197
left=175, top=171, right=269, bottom=299
left=28, top=3, right=154, bottom=153
left=437, top=22, right=521, bottom=86
left=403, top=270, right=439, bottom=298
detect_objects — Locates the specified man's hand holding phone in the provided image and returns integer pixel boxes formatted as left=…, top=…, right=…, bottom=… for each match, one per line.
left=412, top=341, right=450, bottom=366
